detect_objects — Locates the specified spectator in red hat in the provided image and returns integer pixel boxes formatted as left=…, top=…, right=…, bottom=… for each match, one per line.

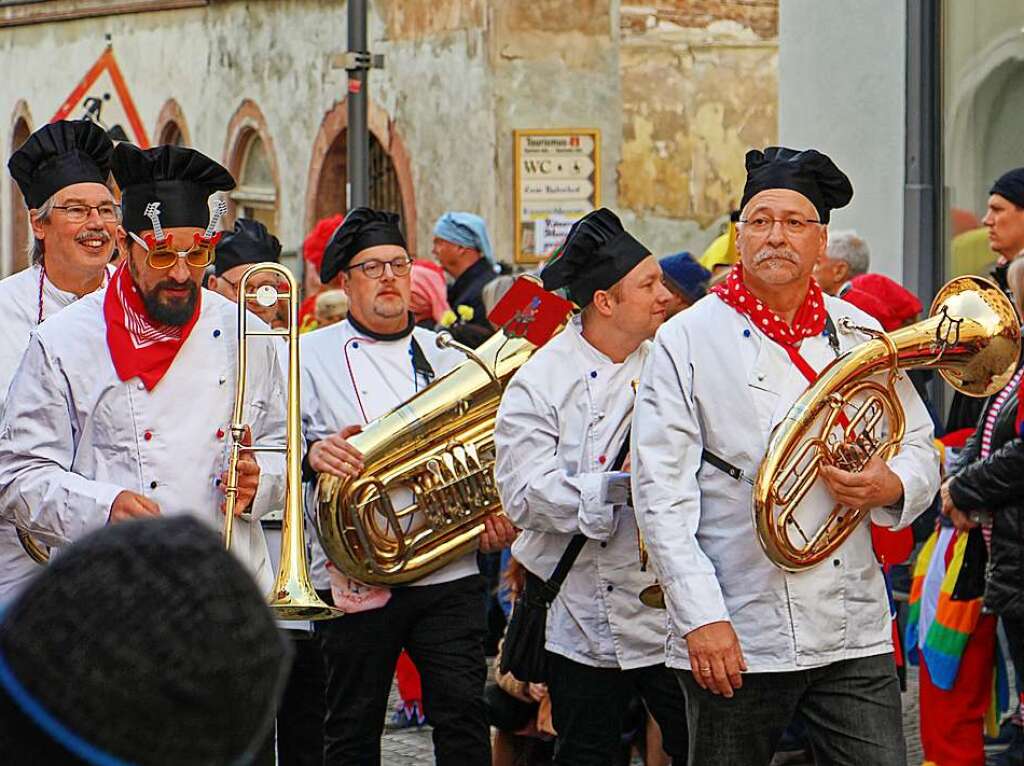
left=846, top=273, right=923, bottom=331
left=299, top=214, right=344, bottom=330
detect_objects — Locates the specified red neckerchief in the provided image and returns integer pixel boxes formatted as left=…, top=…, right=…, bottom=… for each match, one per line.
left=103, top=261, right=201, bottom=391
left=711, top=263, right=827, bottom=378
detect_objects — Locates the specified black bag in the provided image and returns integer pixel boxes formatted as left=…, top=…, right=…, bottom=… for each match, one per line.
left=498, top=430, right=631, bottom=683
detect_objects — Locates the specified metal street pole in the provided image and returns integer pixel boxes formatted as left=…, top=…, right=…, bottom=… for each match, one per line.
left=347, top=0, right=369, bottom=210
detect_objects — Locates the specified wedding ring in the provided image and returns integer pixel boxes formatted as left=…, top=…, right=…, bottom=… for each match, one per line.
left=700, top=665, right=712, bottom=675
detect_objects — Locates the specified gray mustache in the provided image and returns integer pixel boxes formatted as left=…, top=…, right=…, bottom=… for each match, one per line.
left=75, top=230, right=110, bottom=243
left=753, top=248, right=799, bottom=265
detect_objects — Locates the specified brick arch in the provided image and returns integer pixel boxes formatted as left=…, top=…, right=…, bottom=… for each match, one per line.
left=153, top=98, right=190, bottom=147
left=304, top=99, right=417, bottom=256
left=222, top=99, right=281, bottom=228
left=8, top=100, right=34, bottom=275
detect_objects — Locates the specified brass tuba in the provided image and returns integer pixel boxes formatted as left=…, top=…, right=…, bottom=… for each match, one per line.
left=223, top=263, right=341, bottom=620
left=314, top=319, right=560, bottom=587
left=753, top=275, right=1020, bottom=571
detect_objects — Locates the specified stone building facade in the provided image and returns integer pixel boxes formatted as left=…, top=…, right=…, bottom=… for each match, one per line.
left=0, top=0, right=777, bottom=276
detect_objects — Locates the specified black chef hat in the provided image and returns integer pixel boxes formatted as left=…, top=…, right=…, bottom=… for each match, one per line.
left=740, top=146, right=853, bottom=224
left=990, top=167, right=1024, bottom=209
left=0, top=516, right=292, bottom=766
left=320, top=207, right=407, bottom=284
left=214, top=218, right=282, bottom=276
left=112, top=143, right=235, bottom=234
left=540, top=208, right=650, bottom=308
left=8, top=120, right=114, bottom=209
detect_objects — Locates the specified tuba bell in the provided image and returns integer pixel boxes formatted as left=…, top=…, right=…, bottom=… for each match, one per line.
left=314, top=304, right=568, bottom=587
left=753, top=275, right=1021, bottom=572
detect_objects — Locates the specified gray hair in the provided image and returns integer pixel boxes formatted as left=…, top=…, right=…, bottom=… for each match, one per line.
left=1007, top=257, right=1024, bottom=316
left=26, top=194, right=57, bottom=265
left=827, top=230, right=870, bottom=277
left=482, top=274, right=516, bottom=316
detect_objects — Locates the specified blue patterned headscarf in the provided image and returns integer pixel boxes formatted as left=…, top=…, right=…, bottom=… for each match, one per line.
left=433, top=212, right=494, bottom=263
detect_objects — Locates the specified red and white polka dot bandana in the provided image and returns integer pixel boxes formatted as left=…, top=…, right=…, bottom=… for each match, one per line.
left=711, top=263, right=826, bottom=347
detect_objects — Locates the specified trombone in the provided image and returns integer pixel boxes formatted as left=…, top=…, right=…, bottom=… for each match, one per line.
left=223, top=263, right=341, bottom=621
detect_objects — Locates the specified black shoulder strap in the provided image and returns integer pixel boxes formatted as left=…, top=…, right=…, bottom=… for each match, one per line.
left=824, top=313, right=840, bottom=357
left=538, top=426, right=632, bottom=603
left=409, top=335, right=436, bottom=386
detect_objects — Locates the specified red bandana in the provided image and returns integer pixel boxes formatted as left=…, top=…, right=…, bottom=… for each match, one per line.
left=711, top=263, right=827, bottom=347
left=103, top=262, right=201, bottom=391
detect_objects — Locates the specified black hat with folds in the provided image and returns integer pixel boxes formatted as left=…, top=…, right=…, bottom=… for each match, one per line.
left=740, top=146, right=854, bottom=224
left=0, top=516, right=292, bottom=766
left=111, top=143, right=235, bottom=234
left=320, top=206, right=407, bottom=283
left=540, top=207, right=650, bottom=308
left=214, top=218, right=282, bottom=276
left=8, top=120, right=114, bottom=209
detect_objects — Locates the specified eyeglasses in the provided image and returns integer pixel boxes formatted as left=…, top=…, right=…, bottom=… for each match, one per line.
left=739, top=216, right=821, bottom=236
left=344, top=256, right=413, bottom=279
left=128, top=231, right=216, bottom=270
left=52, top=204, right=121, bottom=223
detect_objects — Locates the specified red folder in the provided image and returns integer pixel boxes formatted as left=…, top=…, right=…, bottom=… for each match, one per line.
left=488, top=277, right=573, bottom=347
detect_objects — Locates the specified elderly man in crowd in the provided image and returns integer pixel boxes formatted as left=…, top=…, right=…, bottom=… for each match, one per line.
left=659, top=250, right=711, bottom=318
left=0, top=120, right=119, bottom=603
left=812, top=229, right=870, bottom=296
left=633, top=146, right=938, bottom=765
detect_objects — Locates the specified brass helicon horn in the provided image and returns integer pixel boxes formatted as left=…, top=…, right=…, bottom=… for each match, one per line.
left=223, top=263, right=341, bottom=620
left=753, top=275, right=1020, bottom=572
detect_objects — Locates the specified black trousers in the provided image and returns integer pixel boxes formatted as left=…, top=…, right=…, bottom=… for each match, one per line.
left=277, top=631, right=326, bottom=766
left=315, top=575, right=490, bottom=766
left=546, top=651, right=689, bottom=766
left=677, top=653, right=906, bottom=766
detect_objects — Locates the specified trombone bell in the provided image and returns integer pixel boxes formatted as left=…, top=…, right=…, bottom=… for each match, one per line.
left=224, top=263, right=341, bottom=621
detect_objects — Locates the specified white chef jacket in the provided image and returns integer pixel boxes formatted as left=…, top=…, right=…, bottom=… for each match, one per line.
left=631, top=293, right=939, bottom=672
left=494, top=317, right=670, bottom=670
left=0, top=263, right=112, bottom=409
left=0, top=263, right=112, bottom=604
left=0, top=288, right=287, bottom=604
left=299, top=318, right=475, bottom=591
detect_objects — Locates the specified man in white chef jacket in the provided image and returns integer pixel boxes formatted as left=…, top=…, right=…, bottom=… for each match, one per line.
left=300, top=207, right=517, bottom=766
left=0, top=142, right=285, bottom=601
left=0, top=120, right=119, bottom=603
left=632, top=146, right=939, bottom=765
left=493, top=208, right=687, bottom=766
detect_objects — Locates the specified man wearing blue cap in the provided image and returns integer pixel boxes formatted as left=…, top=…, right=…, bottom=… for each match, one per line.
left=432, top=211, right=497, bottom=333
left=659, top=251, right=710, bottom=318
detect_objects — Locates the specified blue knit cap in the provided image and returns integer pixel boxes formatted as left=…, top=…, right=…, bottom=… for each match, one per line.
left=659, top=251, right=710, bottom=302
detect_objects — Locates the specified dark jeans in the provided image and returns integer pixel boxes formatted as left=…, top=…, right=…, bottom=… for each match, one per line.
left=677, top=653, right=905, bottom=766
left=546, top=651, right=689, bottom=766
left=278, top=631, right=326, bottom=766
left=315, top=575, right=490, bottom=766
left=1002, top=614, right=1024, bottom=682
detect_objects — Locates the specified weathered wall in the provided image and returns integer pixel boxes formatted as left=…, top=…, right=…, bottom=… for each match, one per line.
left=618, top=1, right=778, bottom=258
left=0, top=0, right=496, bottom=272
left=778, top=0, right=905, bottom=280
left=0, top=0, right=779, bottom=275
left=490, top=0, right=623, bottom=264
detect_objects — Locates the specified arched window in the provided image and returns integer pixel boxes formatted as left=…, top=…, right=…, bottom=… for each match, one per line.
left=312, top=130, right=402, bottom=231
left=224, top=100, right=279, bottom=233
left=232, top=130, right=278, bottom=232
left=9, top=114, right=33, bottom=275
left=305, top=100, right=416, bottom=253
left=154, top=99, right=190, bottom=148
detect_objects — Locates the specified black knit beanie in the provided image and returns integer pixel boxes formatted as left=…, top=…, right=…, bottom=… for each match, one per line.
left=0, top=516, right=292, bottom=766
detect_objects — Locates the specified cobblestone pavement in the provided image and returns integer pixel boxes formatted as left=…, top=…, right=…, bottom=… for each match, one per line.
left=379, top=664, right=1015, bottom=765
